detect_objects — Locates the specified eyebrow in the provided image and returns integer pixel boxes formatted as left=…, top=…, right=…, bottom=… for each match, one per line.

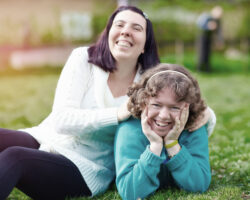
left=151, top=99, right=182, bottom=107
left=114, top=20, right=144, bottom=30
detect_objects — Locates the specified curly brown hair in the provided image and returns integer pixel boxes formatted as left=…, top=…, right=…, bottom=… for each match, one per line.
left=127, top=63, right=207, bottom=129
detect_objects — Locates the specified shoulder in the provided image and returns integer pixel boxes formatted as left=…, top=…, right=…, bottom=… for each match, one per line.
left=69, top=46, right=89, bottom=59
left=197, top=13, right=213, bottom=28
left=115, top=117, right=148, bottom=152
left=115, top=117, right=144, bottom=140
left=179, top=126, right=208, bottom=144
left=117, top=117, right=141, bottom=132
left=67, top=46, right=93, bottom=72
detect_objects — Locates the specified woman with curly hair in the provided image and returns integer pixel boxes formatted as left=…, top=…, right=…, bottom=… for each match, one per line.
left=115, top=63, right=213, bottom=200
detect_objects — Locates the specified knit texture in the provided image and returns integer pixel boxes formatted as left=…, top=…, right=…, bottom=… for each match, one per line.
left=20, top=47, right=141, bottom=196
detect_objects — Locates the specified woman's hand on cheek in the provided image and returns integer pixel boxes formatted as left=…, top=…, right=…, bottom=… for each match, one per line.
left=141, top=108, right=163, bottom=156
left=164, top=104, right=189, bottom=144
left=163, top=105, right=188, bottom=157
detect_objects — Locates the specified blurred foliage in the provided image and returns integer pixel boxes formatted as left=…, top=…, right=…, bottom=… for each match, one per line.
left=91, top=14, right=109, bottom=41
left=89, top=0, right=250, bottom=48
left=237, top=11, right=250, bottom=39
left=0, top=0, right=249, bottom=47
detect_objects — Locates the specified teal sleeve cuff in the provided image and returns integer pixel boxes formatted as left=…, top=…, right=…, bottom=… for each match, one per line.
left=166, top=145, right=191, bottom=171
left=141, top=145, right=165, bottom=167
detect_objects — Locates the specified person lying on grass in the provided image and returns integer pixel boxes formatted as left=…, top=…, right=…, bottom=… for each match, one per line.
left=115, top=63, right=213, bottom=200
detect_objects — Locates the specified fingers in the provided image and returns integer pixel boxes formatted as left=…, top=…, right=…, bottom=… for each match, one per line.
left=117, top=99, right=131, bottom=121
left=172, top=116, right=181, bottom=133
left=180, top=104, right=189, bottom=128
left=166, top=116, right=180, bottom=139
left=141, top=107, right=151, bottom=133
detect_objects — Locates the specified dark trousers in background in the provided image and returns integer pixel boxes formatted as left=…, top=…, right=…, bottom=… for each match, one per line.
left=197, top=31, right=212, bottom=72
left=0, top=128, right=91, bottom=200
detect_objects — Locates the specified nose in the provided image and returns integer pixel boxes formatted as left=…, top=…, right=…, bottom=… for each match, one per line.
left=158, top=107, right=170, bottom=120
left=121, top=25, right=131, bottom=37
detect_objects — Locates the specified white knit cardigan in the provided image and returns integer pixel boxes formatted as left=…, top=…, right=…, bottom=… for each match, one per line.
left=21, top=47, right=141, bottom=196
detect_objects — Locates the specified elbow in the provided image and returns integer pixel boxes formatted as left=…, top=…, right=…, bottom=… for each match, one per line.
left=199, top=173, right=211, bottom=193
left=116, top=179, right=133, bottom=200
left=198, top=167, right=211, bottom=193
left=116, top=178, right=148, bottom=200
left=179, top=171, right=211, bottom=193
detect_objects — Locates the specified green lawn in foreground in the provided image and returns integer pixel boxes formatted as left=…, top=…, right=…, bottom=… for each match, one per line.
left=0, top=70, right=249, bottom=200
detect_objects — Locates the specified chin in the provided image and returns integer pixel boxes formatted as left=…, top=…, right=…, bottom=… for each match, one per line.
left=155, top=130, right=169, bottom=137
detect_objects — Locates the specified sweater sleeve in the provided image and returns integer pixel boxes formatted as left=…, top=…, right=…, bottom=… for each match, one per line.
left=50, top=47, right=118, bottom=135
left=206, top=106, right=216, bottom=137
left=114, top=119, right=165, bottom=200
left=166, top=126, right=211, bottom=193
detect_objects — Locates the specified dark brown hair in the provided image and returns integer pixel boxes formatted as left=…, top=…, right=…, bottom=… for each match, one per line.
left=127, top=63, right=207, bottom=129
left=87, top=6, right=160, bottom=73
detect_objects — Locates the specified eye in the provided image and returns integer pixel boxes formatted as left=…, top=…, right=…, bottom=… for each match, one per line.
left=115, top=23, right=123, bottom=28
left=133, top=25, right=143, bottom=31
left=171, top=107, right=180, bottom=111
left=151, top=103, right=160, bottom=108
left=114, top=21, right=124, bottom=28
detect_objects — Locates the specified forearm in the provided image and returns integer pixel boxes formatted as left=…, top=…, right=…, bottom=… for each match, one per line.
left=51, top=107, right=118, bottom=135
left=166, top=145, right=211, bottom=192
left=116, top=147, right=164, bottom=200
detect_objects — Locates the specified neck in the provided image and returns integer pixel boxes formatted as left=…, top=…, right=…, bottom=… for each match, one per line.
left=107, top=60, right=138, bottom=98
left=112, top=60, right=138, bottom=81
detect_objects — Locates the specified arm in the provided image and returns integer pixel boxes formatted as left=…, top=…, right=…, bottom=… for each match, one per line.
left=206, top=107, right=216, bottom=137
left=50, top=47, right=118, bottom=135
left=188, top=106, right=216, bottom=137
left=114, top=119, right=165, bottom=200
left=196, top=13, right=212, bottom=30
left=166, top=126, right=211, bottom=192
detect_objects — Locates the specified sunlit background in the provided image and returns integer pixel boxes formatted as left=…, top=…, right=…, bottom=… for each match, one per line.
left=0, top=0, right=249, bottom=71
left=0, top=1, right=249, bottom=199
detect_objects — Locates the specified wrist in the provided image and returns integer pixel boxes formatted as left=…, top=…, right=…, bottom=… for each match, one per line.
left=165, top=141, right=181, bottom=158
left=164, top=140, right=178, bottom=148
left=150, top=142, right=163, bottom=156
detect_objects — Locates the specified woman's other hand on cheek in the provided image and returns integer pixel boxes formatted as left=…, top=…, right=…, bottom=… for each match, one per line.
left=141, top=108, right=163, bottom=156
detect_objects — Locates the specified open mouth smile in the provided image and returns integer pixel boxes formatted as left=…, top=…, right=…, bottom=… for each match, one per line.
left=116, top=40, right=133, bottom=48
left=154, top=120, right=172, bottom=127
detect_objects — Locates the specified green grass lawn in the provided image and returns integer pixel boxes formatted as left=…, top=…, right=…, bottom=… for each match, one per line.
left=0, top=68, right=249, bottom=200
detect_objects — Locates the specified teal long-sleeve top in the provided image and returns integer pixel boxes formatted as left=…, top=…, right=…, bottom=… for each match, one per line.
left=114, top=117, right=211, bottom=200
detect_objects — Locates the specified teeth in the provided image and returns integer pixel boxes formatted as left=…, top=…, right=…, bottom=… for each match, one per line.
left=117, top=40, right=131, bottom=47
left=155, top=121, right=170, bottom=127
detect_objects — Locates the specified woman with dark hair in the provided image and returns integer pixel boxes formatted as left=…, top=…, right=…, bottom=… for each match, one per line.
left=88, top=6, right=159, bottom=73
left=115, top=63, right=213, bottom=200
left=0, top=6, right=159, bottom=199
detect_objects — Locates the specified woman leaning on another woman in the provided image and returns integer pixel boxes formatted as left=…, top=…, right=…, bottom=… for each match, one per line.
left=115, top=63, right=215, bottom=200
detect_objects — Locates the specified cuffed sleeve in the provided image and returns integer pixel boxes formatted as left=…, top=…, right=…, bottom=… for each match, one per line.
left=115, top=118, right=165, bottom=200
left=166, top=126, right=211, bottom=193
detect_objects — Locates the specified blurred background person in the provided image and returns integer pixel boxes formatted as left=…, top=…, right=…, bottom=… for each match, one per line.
left=196, top=6, right=223, bottom=72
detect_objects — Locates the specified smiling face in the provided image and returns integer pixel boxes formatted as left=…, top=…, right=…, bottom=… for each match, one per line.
left=147, top=87, right=186, bottom=137
left=108, top=10, right=146, bottom=62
